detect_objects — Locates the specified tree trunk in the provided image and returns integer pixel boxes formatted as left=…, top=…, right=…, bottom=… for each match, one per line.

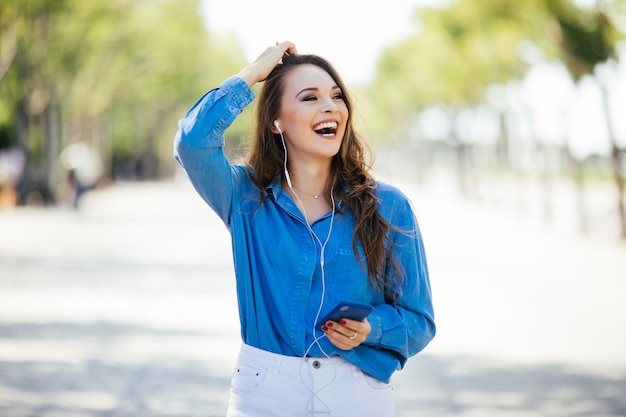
left=568, top=150, right=589, bottom=235
left=599, top=84, right=626, bottom=239
left=42, top=102, right=62, bottom=204
left=447, top=109, right=470, bottom=197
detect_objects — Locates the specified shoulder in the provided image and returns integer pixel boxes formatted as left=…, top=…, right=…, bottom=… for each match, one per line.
left=232, top=163, right=256, bottom=186
left=374, top=180, right=411, bottom=204
left=232, top=164, right=272, bottom=196
left=374, top=180, right=420, bottom=227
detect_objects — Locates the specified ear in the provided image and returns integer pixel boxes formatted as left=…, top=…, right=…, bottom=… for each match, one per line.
left=270, top=119, right=282, bottom=134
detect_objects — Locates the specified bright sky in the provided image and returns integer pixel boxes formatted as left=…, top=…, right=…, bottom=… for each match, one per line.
left=201, top=0, right=625, bottom=157
left=201, top=0, right=450, bottom=85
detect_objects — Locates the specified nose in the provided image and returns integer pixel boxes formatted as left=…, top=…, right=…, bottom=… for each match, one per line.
left=321, top=97, right=339, bottom=113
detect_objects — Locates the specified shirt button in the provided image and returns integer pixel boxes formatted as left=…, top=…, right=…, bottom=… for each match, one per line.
left=312, top=360, right=321, bottom=369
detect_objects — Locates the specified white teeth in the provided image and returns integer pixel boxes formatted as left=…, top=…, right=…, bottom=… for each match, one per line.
left=313, top=121, right=338, bottom=131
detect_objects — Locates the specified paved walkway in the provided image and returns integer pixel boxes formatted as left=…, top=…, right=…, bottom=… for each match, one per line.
left=1, top=174, right=625, bottom=416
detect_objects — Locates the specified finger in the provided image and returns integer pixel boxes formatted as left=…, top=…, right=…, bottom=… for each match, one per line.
left=238, top=42, right=296, bottom=86
left=276, top=40, right=297, bottom=56
left=323, top=321, right=356, bottom=342
left=339, top=318, right=371, bottom=336
left=324, top=320, right=354, bottom=338
left=322, top=327, right=356, bottom=350
left=323, top=322, right=362, bottom=345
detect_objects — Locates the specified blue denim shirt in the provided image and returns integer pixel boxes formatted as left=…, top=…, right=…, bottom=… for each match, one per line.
left=173, top=76, right=435, bottom=383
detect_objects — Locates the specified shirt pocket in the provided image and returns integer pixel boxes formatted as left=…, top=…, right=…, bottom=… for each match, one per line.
left=326, top=245, right=371, bottom=301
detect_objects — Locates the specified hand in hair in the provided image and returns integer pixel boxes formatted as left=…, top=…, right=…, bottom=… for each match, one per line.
left=237, top=41, right=297, bottom=87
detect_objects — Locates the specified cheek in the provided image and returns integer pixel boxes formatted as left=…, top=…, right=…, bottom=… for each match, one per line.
left=340, top=105, right=350, bottom=123
left=280, top=108, right=309, bottom=130
left=340, top=108, right=350, bottom=133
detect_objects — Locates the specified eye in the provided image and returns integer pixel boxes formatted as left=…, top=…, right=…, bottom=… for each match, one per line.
left=332, top=88, right=344, bottom=100
left=302, top=95, right=317, bottom=102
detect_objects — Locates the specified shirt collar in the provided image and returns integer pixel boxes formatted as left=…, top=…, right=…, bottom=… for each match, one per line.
left=265, top=176, right=344, bottom=210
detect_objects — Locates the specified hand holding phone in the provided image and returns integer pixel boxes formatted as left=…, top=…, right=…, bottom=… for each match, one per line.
left=317, top=302, right=373, bottom=331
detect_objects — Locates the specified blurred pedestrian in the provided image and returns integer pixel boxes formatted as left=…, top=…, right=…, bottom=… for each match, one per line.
left=0, top=146, right=25, bottom=208
left=174, top=41, right=435, bottom=417
left=60, top=142, right=104, bottom=209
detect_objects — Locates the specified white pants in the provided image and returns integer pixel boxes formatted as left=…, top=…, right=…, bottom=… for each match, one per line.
left=226, top=344, right=396, bottom=417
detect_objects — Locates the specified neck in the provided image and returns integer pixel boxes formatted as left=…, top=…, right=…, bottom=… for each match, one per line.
left=287, top=167, right=331, bottom=198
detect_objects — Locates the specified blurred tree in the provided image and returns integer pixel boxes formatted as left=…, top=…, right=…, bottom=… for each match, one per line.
left=366, top=0, right=625, bottom=239
left=0, top=0, right=71, bottom=204
left=365, top=0, right=556, bottom=194
left=0, top=0, right=246, bottom=205
left=545, top=0, right=626, bottom=238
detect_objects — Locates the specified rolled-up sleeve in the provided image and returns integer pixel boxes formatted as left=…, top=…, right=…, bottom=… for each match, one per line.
left=173, top=76, right=255, bottom=225
left=364, top=196, right=436, bottom=369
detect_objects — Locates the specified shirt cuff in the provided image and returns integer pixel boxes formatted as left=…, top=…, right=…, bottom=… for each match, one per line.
left=221, top=75, right=256, bottom=110
left=364, top=308, right=383, bottom=345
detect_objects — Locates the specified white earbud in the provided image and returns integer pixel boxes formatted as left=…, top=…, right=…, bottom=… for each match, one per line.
left=274, top=119, right=291, bottom=187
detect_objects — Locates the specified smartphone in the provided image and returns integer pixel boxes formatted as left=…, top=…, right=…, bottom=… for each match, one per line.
left=317, top=302, right=374, bottom=331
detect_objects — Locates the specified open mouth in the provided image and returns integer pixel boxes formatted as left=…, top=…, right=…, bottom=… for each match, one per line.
left=313, top=121, right=339, bottom=137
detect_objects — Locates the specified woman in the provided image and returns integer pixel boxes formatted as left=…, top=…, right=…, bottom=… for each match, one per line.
left=174, top=41, right=435, bottom=417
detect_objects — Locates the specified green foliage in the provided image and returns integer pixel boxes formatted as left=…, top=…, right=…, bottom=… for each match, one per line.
left=0, top=0, right=247, bottom=180
left=363, top=0, right=626, bottom=141
left=545, top=0, right=622, bottom=80
left=365, top=0, right=557, bottom=139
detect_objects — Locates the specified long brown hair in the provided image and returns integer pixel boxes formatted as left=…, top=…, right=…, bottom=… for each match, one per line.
left=246, top=54, right=403, bottom=300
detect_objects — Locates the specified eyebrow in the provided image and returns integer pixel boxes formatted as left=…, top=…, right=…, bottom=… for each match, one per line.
left=295, top=85, right=341, bottom=99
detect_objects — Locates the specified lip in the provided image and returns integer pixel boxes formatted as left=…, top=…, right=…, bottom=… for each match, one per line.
left=312, top=119, right=341, bottom=138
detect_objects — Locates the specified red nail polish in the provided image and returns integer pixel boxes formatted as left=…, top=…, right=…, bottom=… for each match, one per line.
left=340, top=319, right=347, bottom=325
left=321, top=325, right=328, bottom=332
left=326, top=321, right=333, bottom=327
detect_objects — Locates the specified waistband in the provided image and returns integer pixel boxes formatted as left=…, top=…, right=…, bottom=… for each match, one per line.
left=237, top=344, right=357, bottom=377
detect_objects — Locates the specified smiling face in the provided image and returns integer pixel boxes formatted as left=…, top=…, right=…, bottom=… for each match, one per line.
left=275, top=64, right=349, bottom=163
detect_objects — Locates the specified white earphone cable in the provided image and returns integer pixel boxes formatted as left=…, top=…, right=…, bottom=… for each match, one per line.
left=277, top=127, right=335, bottom=358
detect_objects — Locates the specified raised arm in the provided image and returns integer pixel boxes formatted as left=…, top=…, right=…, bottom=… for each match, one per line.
left=173, top=42, right=296, bottom=225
